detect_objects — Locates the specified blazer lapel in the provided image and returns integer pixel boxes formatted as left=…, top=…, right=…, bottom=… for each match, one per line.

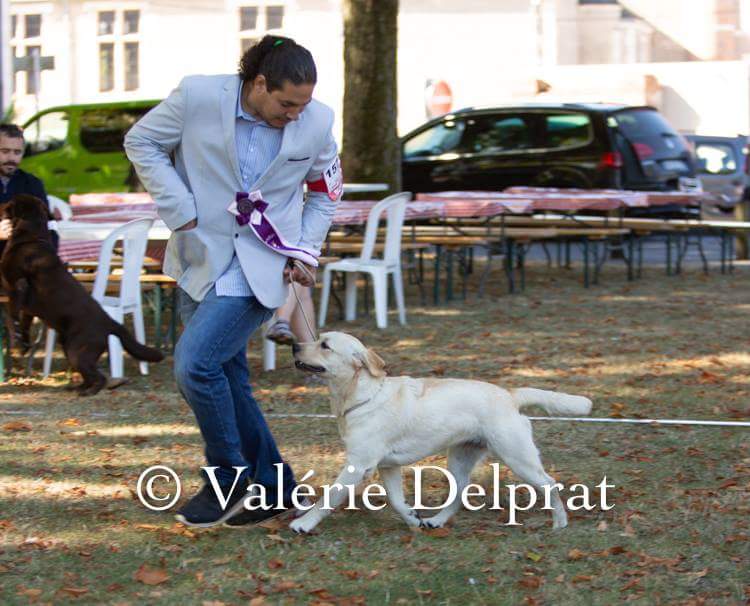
left=221, top=75, right=243, bottom=187
left=253, top=118, right=300, bottom=192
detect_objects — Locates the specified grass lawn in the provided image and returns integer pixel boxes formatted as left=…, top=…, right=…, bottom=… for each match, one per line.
left=0, top=260, right=748, bottom=605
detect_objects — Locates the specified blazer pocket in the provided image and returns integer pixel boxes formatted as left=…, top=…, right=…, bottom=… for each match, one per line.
left=287, top=157, right=311, bottom=162
left=175, top=229, right=207, bottom=268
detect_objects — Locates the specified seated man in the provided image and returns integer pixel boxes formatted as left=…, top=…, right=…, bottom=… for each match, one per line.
left=0, top=123, right=59, bottom=350
left=0, top=123, right=57, bottom=253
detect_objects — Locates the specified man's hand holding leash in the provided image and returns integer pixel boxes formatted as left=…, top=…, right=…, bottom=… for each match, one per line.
left=284, top=259, right=316, bottom=287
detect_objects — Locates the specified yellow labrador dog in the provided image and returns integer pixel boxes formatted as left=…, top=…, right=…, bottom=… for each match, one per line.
left=290, top=332, right=592, bottom=534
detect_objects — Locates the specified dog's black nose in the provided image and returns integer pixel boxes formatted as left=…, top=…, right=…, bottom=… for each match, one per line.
left=292, top=343, right=300, bottom=354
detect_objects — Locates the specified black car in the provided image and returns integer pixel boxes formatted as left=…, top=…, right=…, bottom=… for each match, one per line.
left=401, top=103, right=700, bottom=216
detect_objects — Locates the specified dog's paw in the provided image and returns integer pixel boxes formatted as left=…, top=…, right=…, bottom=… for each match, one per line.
left=419, top=517, right=445, bottom=529
left=289, top=517, right=317, bottom=534
left=404, top=510, right=422, bottom=527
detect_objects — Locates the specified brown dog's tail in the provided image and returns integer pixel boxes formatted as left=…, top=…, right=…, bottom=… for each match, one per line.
left=110, top=322, right=164, bottom=363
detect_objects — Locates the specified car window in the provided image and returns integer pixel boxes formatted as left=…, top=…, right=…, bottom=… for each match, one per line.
left=24, top=111, right=69, bottom=157
left=694, top=143, right=737, bottom=175
left=80, top=108, right=151, bottom=153
left=610, top=108, right=689, bottom=156
left=459, top=115, right=534, bottom=154
left=403, top=120, right=465, bottom=158
left=543, top=113, right=592, bottom=150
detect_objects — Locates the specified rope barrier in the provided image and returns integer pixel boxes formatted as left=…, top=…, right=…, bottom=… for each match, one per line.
left=266, top=412, right=750, bottom=427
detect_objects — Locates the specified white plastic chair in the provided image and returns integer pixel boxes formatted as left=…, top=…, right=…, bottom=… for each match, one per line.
left=43, top=218, right=155, bottom=379
left=47, top=195, right=73, bottom=221
left=318, top=192, right=410, bottom=329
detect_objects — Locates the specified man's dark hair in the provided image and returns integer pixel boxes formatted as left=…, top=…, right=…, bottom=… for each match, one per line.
left=238, top=35, right=316, bottom=91
left=0, top=124, right=24, bottom=139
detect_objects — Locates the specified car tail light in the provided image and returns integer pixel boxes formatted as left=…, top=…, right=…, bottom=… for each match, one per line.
left=632, top=142, right=654, bottom=159
left=599, top=151, right=623, bottom=169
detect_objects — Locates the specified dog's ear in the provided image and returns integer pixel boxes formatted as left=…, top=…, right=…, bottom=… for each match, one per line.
left=355, top=348, right=386, bottom=378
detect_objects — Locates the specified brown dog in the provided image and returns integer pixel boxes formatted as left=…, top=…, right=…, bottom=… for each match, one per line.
left=0, top=194, right=164, bottom=395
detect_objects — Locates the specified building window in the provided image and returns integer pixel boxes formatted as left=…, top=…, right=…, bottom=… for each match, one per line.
left=240, top=4, right=284, bottom=52
left=98, top=11, right=115, bottom=36
left=25, top=46, right=40, bottom=94
left=99, top=43, right=115, bottom=91
left=266, top=5, right=284, bottom=30
left=96, top=11, right=141, bottom=93
left=123, top=10, right=140, bottom=35
left=11, top=46, right=17, bottom=94
left=240, top=6, right=258, bottom=31
left=11, top=15, right=17, bottom=38
left=124, top=42, right=139, bottom=91
left=24, top=14, right=41, bottom=38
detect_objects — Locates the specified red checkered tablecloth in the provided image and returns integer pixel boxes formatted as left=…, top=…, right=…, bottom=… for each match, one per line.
left=58, top=240, right=103, bottom=263
left=57, top=187, right=710, bottom=262
left=504, top=186, right=712, bottom=208
left=420, top=189, right=648, bottom=211
left=60, top=194, right=161, bottom=262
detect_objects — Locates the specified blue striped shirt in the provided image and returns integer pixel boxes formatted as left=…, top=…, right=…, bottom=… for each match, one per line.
left=214, top=83, right=283, bottom=297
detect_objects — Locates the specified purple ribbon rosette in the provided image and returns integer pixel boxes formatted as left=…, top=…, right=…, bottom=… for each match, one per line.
left=228, top=190, right=320, bottom=267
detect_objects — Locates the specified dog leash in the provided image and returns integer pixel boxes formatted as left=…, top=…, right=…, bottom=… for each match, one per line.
left=289, top=259, right=317, bottom=342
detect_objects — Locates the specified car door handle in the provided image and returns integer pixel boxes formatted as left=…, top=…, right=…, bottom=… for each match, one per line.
left=51, top=168, right=68, bottom=175
left=84, top=167, right=100, bottom=173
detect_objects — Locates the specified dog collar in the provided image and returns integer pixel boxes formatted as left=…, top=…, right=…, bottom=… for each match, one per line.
left=341, top=399, right=371, bottom=418
left=341, top=380, right=385, bottom=418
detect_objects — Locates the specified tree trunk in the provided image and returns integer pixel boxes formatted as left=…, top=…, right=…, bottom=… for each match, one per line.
left=342, top=0, right=401, bottom=194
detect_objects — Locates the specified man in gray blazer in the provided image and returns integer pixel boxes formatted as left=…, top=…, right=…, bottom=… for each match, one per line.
left=125, top=35, right=341, bottom=527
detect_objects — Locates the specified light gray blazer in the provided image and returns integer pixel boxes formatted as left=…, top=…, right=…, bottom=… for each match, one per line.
left=124, top=74, right=339, bottom=308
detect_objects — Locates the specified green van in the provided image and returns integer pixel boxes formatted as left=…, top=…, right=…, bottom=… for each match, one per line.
left=20, top=99, right=160, bottom=198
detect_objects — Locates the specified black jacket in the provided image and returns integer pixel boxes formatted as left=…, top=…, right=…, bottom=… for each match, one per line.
left=0, top=168, right=57, bottom=255
left=0, top=168, right=49, bottom=207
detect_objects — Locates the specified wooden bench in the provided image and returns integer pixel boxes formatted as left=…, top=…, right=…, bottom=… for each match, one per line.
left=73, top=273, right=178, bottom=351
left=67, top=258, right=163, bottom=272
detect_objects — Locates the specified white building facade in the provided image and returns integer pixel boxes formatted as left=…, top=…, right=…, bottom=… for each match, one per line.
left=5, top=0, right=750, bottom=138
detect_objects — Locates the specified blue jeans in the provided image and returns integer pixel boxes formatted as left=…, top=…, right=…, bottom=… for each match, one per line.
left=175, top=287, right=296, bottom=500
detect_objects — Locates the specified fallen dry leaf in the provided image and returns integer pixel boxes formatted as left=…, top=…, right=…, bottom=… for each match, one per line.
left=16, top=586, right=42, bottom=598
left=571, top=575, right=594, bottom=583
left=272, top=580, right=301, bottom=593
left=567, top=548, right=587, bottom=560
left=57, top=418, right=82, bottom=427
left=526, top=551, right=543, bottom=562
left=3, top=421, right=31, bottom=432
left=58, top=586, right=89, bottom=597
left=518, top=577, right=542, bottom=590
left=698, top=370, right=722, bottom=384
left=423, top=527, right=451, bottom=537
left=134, top=564, right=170, bottom=586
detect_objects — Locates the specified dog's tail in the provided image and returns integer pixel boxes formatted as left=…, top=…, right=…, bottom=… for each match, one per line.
left=110, top=322, right=164, bottom=363
left=511, top=387, right=592, bottom=416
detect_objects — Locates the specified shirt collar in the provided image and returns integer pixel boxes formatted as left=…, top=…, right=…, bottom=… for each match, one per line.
left=236, top=82, right=268, bottom=126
